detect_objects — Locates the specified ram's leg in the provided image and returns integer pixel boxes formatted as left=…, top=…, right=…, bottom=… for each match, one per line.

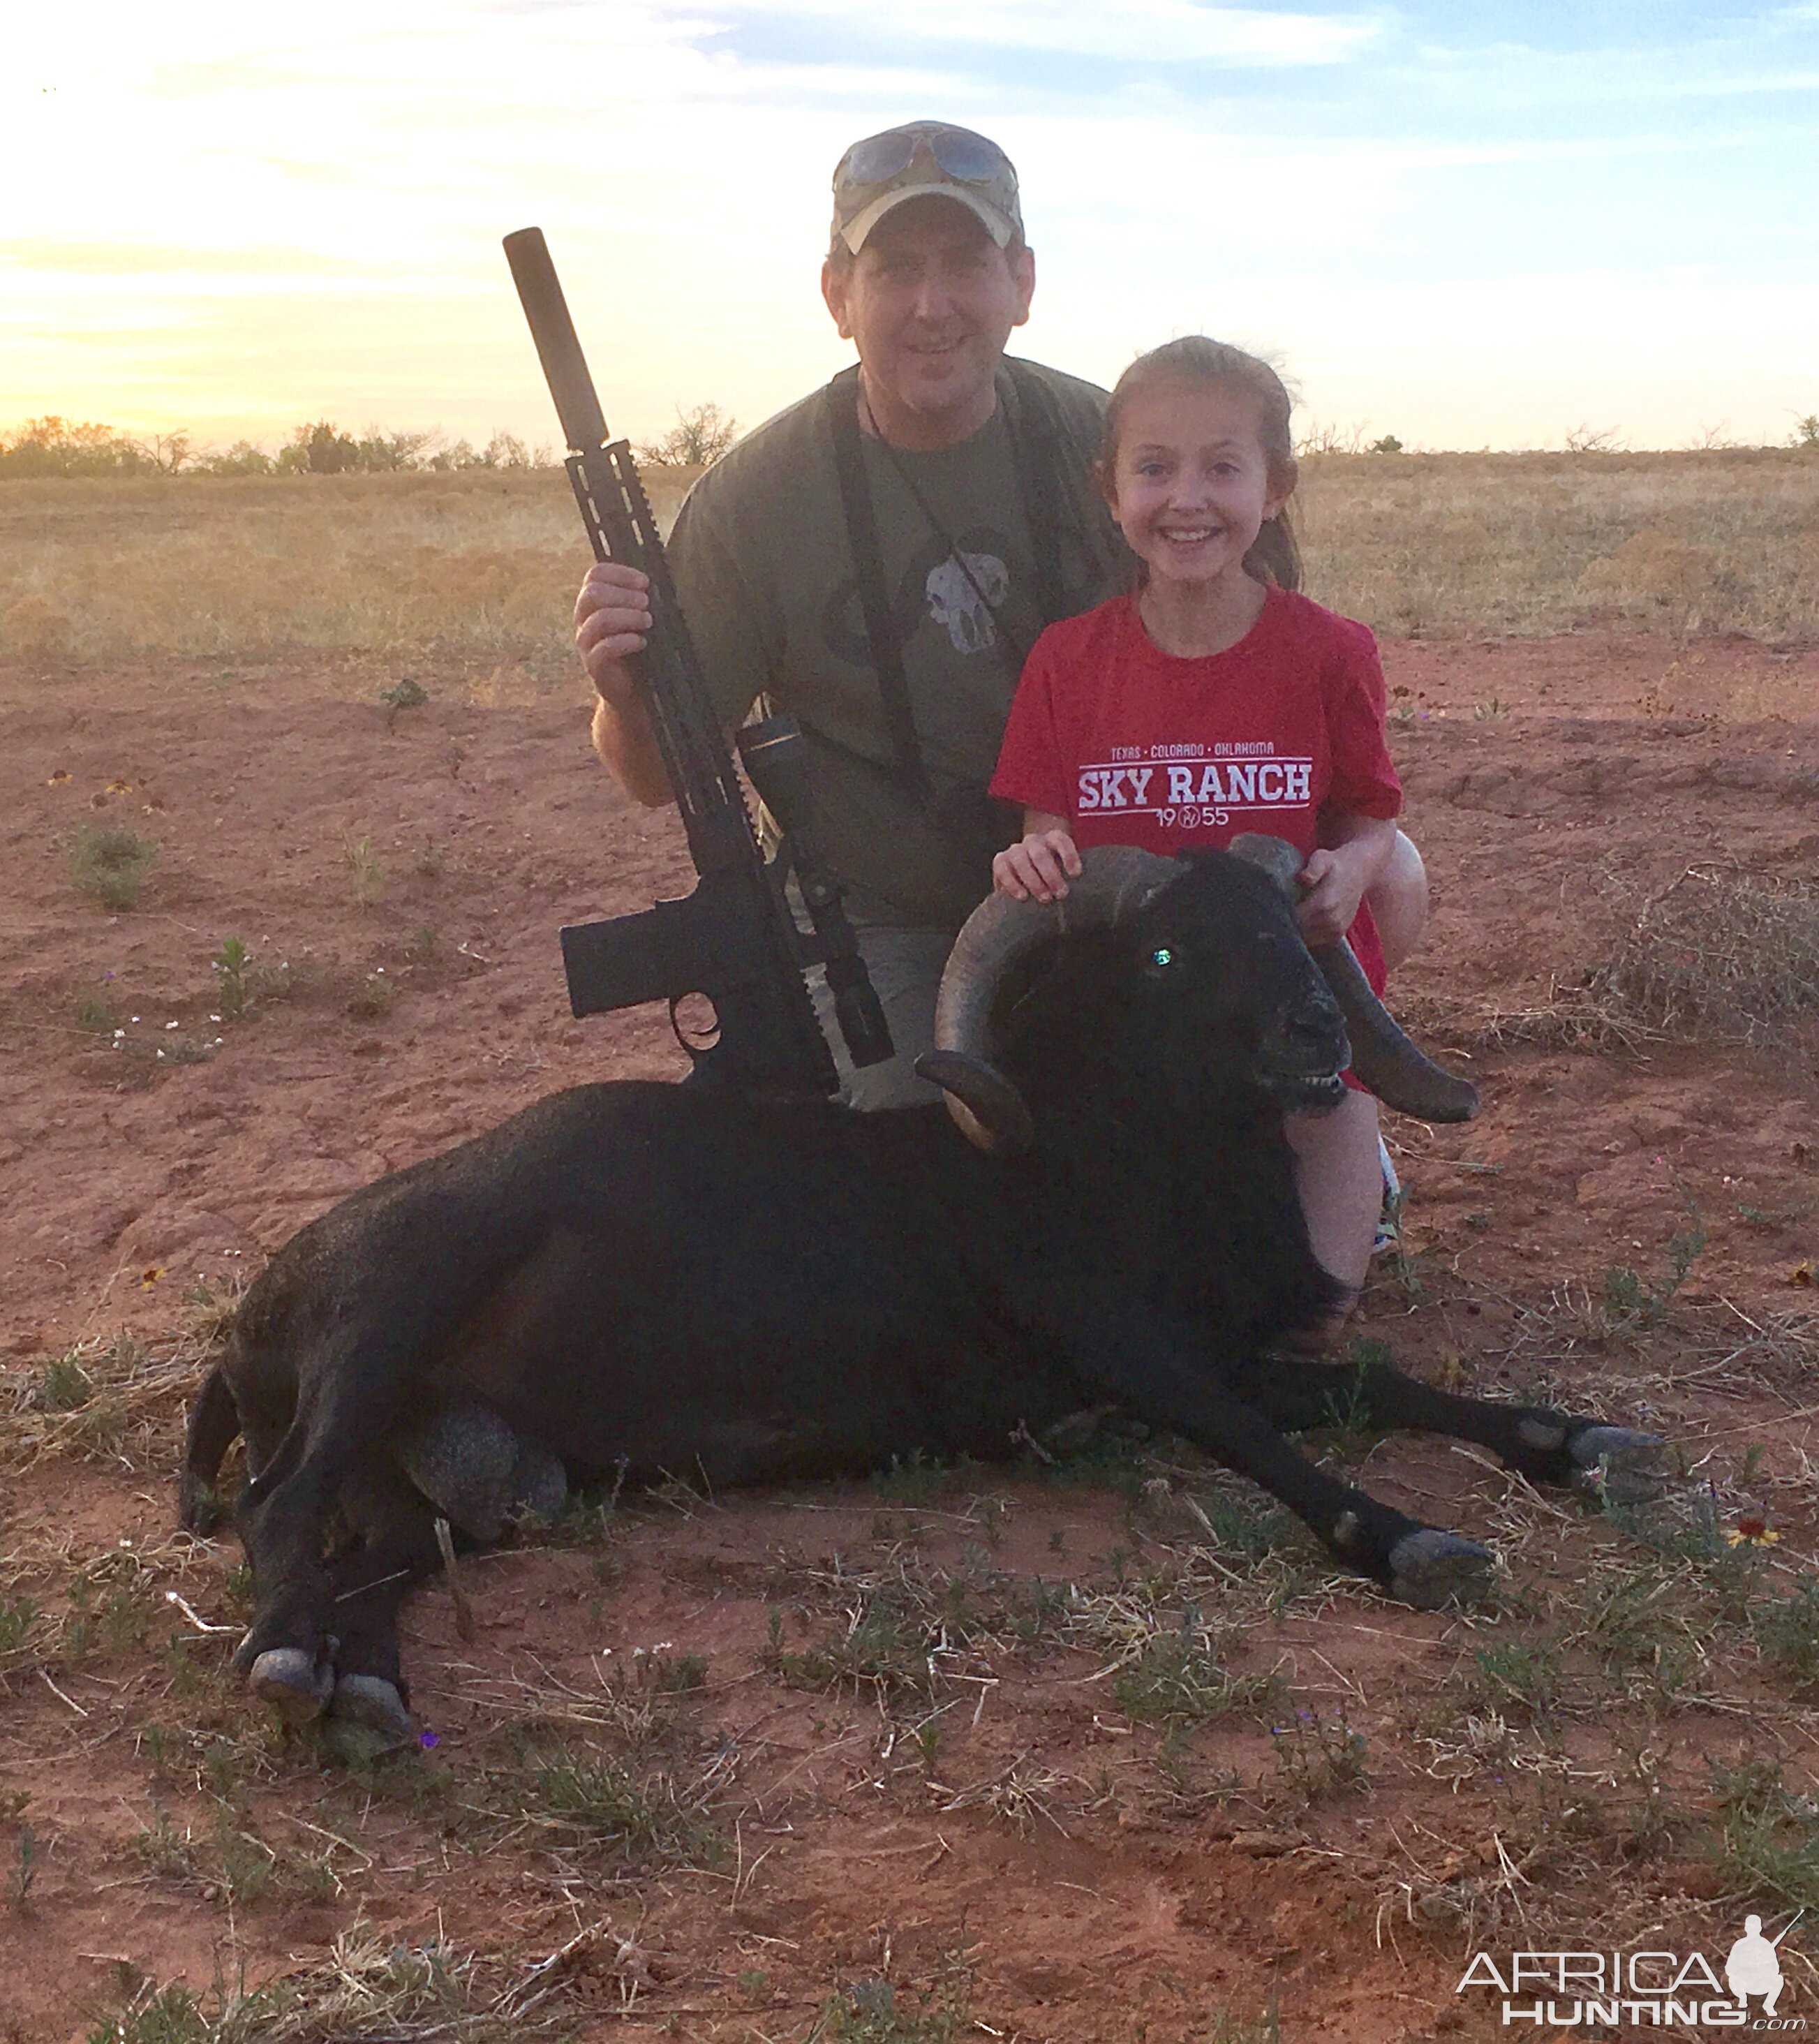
left=232, top=1358, right=410, bottom=1720
left=320, top=1486, right=445, bottom=1742
left=1242, top=1355, right=1667, bottom=1505
left=1053, top=1305, right=1494, bottom=1608
left=179, top=1365, right=244, bottom=1536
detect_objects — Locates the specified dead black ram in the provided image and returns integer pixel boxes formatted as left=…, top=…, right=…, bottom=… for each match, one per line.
left=181, top=838, right=1663, bottom=1740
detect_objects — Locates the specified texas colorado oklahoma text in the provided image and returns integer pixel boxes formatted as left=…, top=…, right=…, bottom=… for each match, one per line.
left=1076, top=743, right=1314, bottom=817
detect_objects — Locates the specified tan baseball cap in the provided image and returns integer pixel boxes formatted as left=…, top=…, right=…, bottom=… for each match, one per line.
left=831, top=121, right=1023, bottom=255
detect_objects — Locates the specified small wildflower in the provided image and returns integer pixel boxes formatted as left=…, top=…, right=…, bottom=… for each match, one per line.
left=165, top=1020, right=179, bottom=1031
left=1726, top=1517, right=1781, bottom=1548
left=418, top=1729, right=440, bottom=1750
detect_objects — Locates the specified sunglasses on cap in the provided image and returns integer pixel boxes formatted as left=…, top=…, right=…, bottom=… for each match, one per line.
left=838, top=124, right=1014, bottom=191
left=831, top=122, right=1023, bottom=253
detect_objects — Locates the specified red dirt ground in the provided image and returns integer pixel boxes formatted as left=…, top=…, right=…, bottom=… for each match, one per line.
left=2, top=632, right=1818, bottom=2041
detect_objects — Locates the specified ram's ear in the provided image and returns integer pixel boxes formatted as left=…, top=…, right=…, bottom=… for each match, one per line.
left=1226, top=834, right=1305, bottom=896
left=1218, top=834, right=1307, bottom=899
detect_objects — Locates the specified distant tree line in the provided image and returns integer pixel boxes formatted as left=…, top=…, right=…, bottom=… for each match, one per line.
left=0, top=401, right=745, bottom=479
left=0, top=415, right=546, bottom=477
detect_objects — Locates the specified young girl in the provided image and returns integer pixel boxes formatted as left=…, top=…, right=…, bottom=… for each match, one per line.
left=989, top=335, right=1426, bottom=1324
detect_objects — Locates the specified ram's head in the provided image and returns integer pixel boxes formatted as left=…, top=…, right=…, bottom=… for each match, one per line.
left=916, top=838, right=1478, bottom=1155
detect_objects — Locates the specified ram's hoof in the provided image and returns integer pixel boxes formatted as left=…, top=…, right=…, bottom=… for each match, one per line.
left=248, top=1647, right=334, bottom=1725
left=330, top=1674, right=415, bottom=1743
left=1388, top=1530, right=1497, bottom=1610
left=1569, top=1426, right=1669, bottom=1506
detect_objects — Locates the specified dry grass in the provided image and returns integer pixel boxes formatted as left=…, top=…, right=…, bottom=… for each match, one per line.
left=87, top=1918, right=641, bottom=2043
left=1595, top=864, right=1819, bottom=1043
left=1295, top=447, right=1819, bottom=642
left=1404, top=857, right=1819, bottom=1059
left=3, top=1312, right=230, bottom=1476
left=1, top=452, right=1815, bottom=677
left=0, top=466, right=697, bottom=675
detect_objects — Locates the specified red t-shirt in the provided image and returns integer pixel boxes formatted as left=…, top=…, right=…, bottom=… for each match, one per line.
left=990, top=585, right=1402, bottom=990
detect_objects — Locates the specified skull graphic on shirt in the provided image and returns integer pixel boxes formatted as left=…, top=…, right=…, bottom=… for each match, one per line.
left=925, top=552, right=1009, bottom=654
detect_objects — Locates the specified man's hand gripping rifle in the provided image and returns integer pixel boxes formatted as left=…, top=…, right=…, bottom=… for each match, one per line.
left=504, top=228, right=891, bottom=1095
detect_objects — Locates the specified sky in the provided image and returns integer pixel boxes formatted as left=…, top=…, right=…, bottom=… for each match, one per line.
left=4, top=1, right=1818, bottom=454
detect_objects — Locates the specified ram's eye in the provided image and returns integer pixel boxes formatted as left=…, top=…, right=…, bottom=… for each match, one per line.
left=1150, top=947, right=1173, bottom=968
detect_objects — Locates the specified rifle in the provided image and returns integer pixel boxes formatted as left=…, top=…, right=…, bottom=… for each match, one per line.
left=503, top=226, right=892, bottom=1095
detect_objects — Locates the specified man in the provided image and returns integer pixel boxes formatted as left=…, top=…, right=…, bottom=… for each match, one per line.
left=574, top=120, right=1124, bottom=1106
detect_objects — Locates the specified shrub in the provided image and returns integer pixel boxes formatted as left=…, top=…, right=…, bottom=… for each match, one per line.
left=1596, top=867, right=1819, bottom=1042
left=1, top=594, right=74, bottom=660
left=68, top=825, right=159, bottom=911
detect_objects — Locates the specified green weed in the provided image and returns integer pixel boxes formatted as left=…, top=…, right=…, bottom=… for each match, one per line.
left=1471, top=1638, right=1566, bottom=1719
left=31, top=1351, right=94, bottom=1412
left=1191, top=2013, right=1282, bottom=2044
left=346, top=970, right=395, bottom=1020
left=133, top=1806, right=197, bottom=1883
left=68, top=824, right=159, bottom=911
left=871, top=1450, right=954, bottom=1506
left=1186, top=1491, right=1302, bottom=1560
left=212, top=936, right=251, bottom=1019
left=1113, top=1626, right=1282, bottom=1733
left=1755, top=1580, right=1819, bottom=1690
left=343, top=834, right=385, bottom=907
left=0, top=1596, right=40, bottom=1659
left=805, top=1955, right=972, bottom=2043
left=477, top=1733, right=722, bottom=1866
left=1312, top=1339, right=1396, bottom=1458
left=378, top=675, right=428, bottom=723
left=1271, top=1703, right=1370, bottom=1802
left=1707, top=1757, right=1819, bottom=1911
left=1598, top=1228, right=1705, bottom=1338
left=763, top=1596, right=934, bottom=1701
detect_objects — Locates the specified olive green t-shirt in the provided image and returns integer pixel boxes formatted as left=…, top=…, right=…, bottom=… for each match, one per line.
left=667, top=357, right=1122, bottom=929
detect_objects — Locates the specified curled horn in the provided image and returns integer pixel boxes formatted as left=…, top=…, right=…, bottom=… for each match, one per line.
left=915, top=845, right=1186, bottom=1153
left=1227, top=833, right=1479, bottom=1125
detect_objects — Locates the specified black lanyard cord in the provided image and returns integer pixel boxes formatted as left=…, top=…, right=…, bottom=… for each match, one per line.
left=825, top=361, right=1092, bottom=800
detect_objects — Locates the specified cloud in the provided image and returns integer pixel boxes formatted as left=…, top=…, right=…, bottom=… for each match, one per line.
left=698, top=0, right=1383, bottom=66
left=0, top=240, right=386, bottom=279
left=2, top=0, right=1814, bottom=449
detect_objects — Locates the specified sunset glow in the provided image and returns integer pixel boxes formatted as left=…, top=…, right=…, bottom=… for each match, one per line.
left=6, top=1, right=1817, bottom=453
